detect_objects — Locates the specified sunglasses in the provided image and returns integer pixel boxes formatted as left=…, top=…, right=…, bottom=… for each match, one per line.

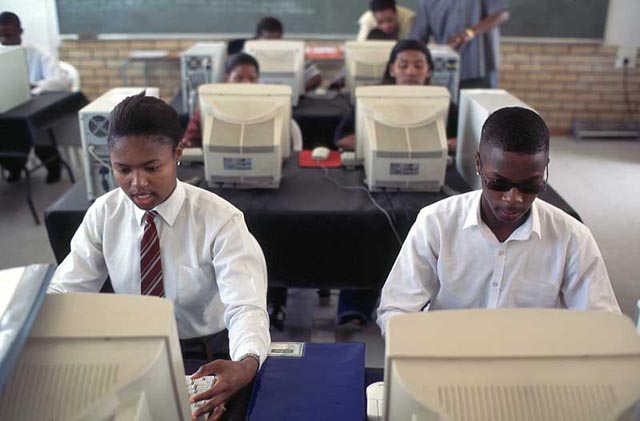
left=477, top=158, right=548, bottom=195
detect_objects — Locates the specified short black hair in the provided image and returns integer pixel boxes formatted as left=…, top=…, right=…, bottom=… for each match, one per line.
left=0, top=11, right=21, bottom=27
left=480, top=107, right=550, bottom=154
left=255, top=16, right=283, bottom=37
left=370, top=0, right=396, bottom=12
left=367, top=28, right=394, bottom=40
left=225, top=52, right=260, bottom=75
left=382, top=39, right=434, bottom=84
left=108, top=91, right=183, bottom=150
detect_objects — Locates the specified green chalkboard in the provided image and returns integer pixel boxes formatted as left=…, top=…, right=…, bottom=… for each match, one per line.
left=56, top=0, right=608, bottom=39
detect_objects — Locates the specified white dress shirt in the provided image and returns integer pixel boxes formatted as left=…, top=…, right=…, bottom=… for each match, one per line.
left=377, top=190, right=621, bottom=335
left=49, top=181, right=271, bottom=366
left=357, top=6, right=416, bottom=41
left=22, top=43, right=71, bottom=94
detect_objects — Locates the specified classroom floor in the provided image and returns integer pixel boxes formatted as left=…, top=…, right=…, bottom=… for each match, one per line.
left=1, top=136, right=639, bottom=368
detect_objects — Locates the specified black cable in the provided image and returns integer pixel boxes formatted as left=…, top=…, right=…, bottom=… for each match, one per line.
left=99, top=167, right=110, bottom=192
left=319, top=166, right=403, bottom=247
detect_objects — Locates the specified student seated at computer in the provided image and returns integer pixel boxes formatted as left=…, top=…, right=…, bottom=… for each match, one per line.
left=377, top=107, right=621, bottom=335
left=0, top=11, right=71, bottom=183
left=357, top=0, right=416, bottom=41
left=334, top=39, right=457, bottom=153
left=227, top=16, right=322, bottom=92
left=48, top=92, right=270, bottom=420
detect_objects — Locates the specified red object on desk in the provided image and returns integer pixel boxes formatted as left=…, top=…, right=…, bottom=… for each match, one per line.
left=298, top=150, right=342, bottom=168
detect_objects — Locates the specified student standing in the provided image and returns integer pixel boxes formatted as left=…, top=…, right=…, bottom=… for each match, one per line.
left=48, top=92, right=270, bottom=420
left=410, top=0, right=509, bottom=88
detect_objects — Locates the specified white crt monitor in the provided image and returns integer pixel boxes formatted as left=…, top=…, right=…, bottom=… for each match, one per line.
left=180, top=42, right=227, bottom=116
left=0, top=47, right=31, bottom=113
left=384, top=309, right=640, bottom=421
left=0, top=293, right=191, bottom=420
left=243, top=40, right=305, bottom=107
left=356, top=85, right=450, bottom=192
left=198, top=83, right=292, bottom=189
left=456, top=89, right=534, bottom=190
left=344, top=40, right=395, bottom=102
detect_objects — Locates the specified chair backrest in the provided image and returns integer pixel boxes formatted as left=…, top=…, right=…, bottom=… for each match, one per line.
left=58, top=61, right=81, bottom=92
left=291, top=118, right=303, bottom=152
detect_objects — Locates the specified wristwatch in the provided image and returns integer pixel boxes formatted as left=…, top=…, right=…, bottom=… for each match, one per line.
left=465, top=28, right=476, bottom=40
left=238, top=353, right=261, bottom=371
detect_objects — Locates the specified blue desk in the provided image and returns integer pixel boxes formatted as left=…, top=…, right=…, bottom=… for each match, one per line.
left=248, top=343, right=365, bottom=421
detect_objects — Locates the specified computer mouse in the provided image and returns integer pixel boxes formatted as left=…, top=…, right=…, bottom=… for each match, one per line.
left=311, top=146, right=331, bottom=161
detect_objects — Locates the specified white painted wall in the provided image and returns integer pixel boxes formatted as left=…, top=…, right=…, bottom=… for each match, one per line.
left=2, top=0, right=60, bottom=56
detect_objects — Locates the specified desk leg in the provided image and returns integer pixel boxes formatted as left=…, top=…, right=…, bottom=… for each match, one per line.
left=23, top=167, right=40, bottom=225
left=47, top=128, right=75, bottom=184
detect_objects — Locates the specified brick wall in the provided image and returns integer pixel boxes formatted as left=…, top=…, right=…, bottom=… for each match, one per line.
left=59, top=39, right=640, bottom=133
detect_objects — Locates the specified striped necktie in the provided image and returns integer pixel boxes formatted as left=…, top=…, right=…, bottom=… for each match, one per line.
left=140, top=210, right=164, bottom=297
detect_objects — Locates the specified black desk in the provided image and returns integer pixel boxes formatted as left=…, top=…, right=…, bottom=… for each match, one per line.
left=171, top=91, right=351, bottom=150
left=44, top=156, right=579, bottom=290
left=0, top=92, right=89, bottom=223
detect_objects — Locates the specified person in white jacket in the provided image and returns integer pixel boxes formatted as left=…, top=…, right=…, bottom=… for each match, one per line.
left=0, top=11, right=71, bottom=183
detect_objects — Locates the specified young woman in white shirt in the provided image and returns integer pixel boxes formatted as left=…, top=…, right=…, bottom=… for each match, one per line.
left=48, top=92, right=270, bottom=420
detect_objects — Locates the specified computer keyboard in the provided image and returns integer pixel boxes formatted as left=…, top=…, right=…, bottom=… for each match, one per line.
left=186, top=375, right=216, bottom=419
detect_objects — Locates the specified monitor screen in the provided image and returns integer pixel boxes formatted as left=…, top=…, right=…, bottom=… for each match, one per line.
left=0, top=293, right=191, bottom=420
left=198, top=83, right=291, bottom=188
left=384, top=309, right=640, bottom=420
left=243, top=40, right=305, bottom=106
left=0, top=47, right=31, bottom=113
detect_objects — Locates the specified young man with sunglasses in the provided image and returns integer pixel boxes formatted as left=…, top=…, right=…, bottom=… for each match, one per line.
left=376, top=107, right=620, bottom=336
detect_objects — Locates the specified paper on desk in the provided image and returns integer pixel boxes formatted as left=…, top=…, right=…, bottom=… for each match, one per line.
left=129, top=50, right=169, bottom=59
left=269, top=342, right=305, bottom=358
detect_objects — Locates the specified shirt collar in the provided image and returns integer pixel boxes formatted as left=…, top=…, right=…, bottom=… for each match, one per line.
left=463, top=191, right=542, bottom=241
left=133, top=180, right=185, bottom=227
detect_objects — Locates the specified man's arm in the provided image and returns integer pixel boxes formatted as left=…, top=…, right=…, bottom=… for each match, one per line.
left=30, top=46, right=72, bottom=94
left=357, top=11, right=376, bottom=41
left=190, top=212, right=270, bottom=419
left=561, top=227, right=621, bottom=313
left=448, top=5, right=509, bottom=50
left=48, top=205, right=108, bottom=293
left=377, top=210, right=440, bottom=336
left=334, top=107, right=356, bottom=151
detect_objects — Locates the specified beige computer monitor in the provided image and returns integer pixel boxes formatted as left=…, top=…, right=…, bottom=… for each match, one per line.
left=243, top=40, right=305, bottom=107
left=0, top=293, right=191, bottom=420
left=199, top=83, right=291, bottom=189
left=356, top=85, right=450, bottom=192
left=344, top=40, right=395, bottom=102
left=0, top=47, right=31, bottom=113
left=456, top=89, right=534, bottom=190
left=384, top=309, right=640, bottom=420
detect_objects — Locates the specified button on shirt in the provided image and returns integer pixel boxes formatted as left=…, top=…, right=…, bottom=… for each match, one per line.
left=410, top=0, right=507, bottom=81
left=48, top=181, right=270, bottom=366
left=377, top=190, right=620, bottom=336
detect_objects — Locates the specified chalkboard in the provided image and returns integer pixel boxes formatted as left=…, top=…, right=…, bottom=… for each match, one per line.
left=56, top=0, right=608, bottom=39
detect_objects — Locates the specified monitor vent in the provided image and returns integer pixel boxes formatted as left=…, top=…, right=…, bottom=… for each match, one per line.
left=0, top=363, right=119, bottom=420
left=437, top=384, right=616, bottom=421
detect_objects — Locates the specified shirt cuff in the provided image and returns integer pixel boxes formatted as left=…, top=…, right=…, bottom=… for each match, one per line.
left=233, top=341, right=269, bottom=369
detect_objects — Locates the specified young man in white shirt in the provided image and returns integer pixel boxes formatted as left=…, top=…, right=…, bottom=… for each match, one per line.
left=377, top=107, right=620, bottom=336
left=357, top=0, right=416, bottom=41
left=48, top=92, right=270, bottom=420
left=0, top=11, right=72, bottom=183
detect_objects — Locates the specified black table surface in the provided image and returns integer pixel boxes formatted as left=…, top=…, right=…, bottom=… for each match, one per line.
left=0, top=91, right=88, bottom=132
left=45, top=156, right=579, bottom=289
